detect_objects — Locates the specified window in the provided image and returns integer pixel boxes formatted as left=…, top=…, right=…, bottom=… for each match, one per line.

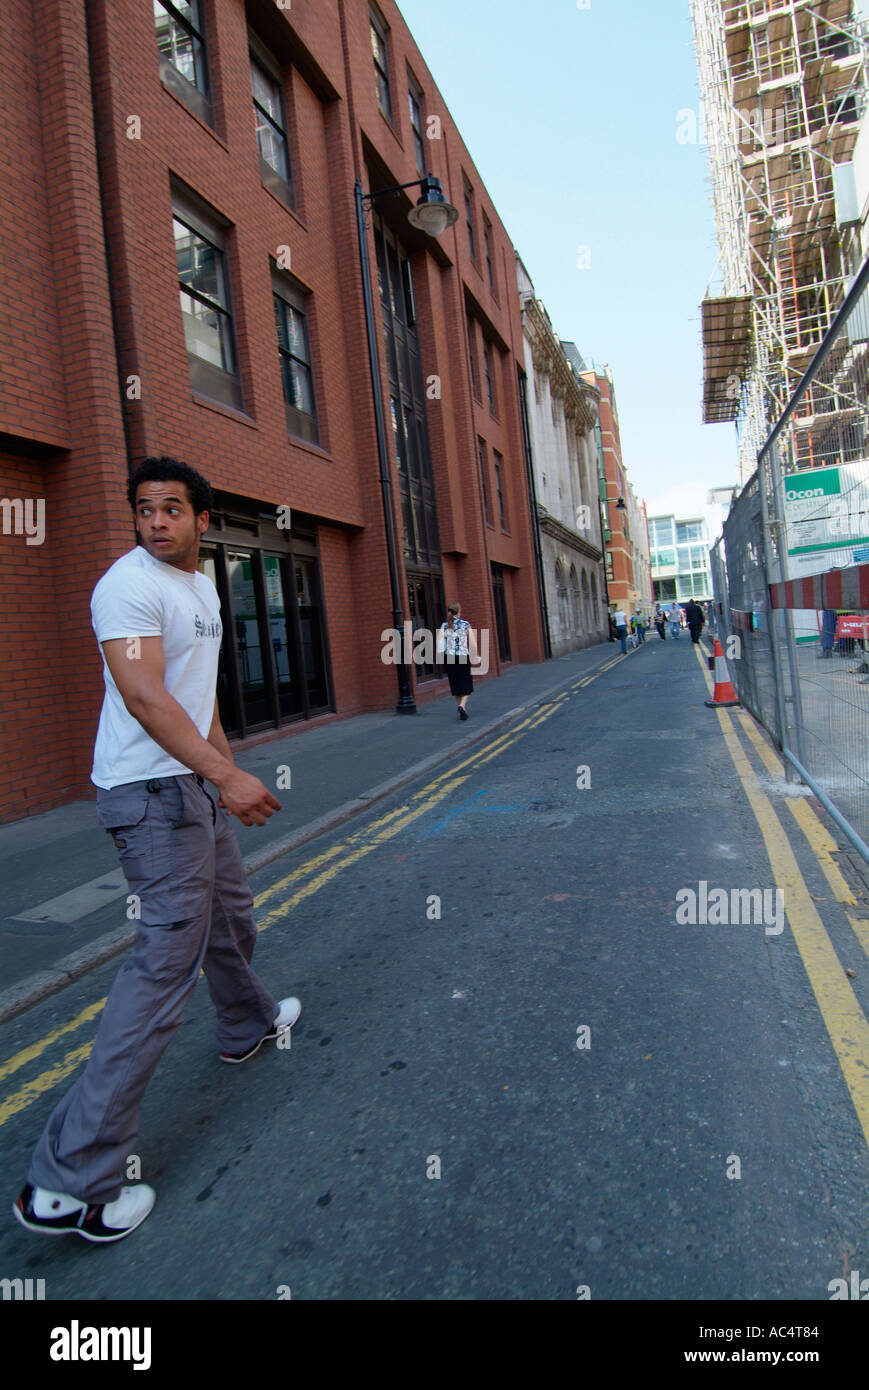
left=154, top=0, right=211, bottom=125
left=370, top=6, right=392, bottom=122
left=478, top=437, right=492, bottom=525
left=407, top=573, right=444, bottom=681
left=676, top=521, right=703, bottom=544
left=483, top=339, right=497, bottom=414
left=408, top=72, right=426, bottom=175
left=463, top=175, right=477, bottom=262
left=482, top=213, right=495, bottom=293
left=491, top=563, right=511, bottom=662
left=375, top=217, right=441, bottom=573
left=493, top=450, right=507, bottom=528
left=690, top=545, right=707, bottom=571
left=467, top=317, right=480, bottom=400
left=251, top=54, right=293, bottom=206
left=273, top=276, right=318, bottom=444
left=173, top=191, right=241, bottom=409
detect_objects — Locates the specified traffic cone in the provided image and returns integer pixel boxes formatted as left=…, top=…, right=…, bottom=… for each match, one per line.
left=705, top=638, right=740, bottom=708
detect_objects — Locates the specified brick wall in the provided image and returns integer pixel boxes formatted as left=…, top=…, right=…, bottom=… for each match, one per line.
left=0, top=0, right=545, bottom=822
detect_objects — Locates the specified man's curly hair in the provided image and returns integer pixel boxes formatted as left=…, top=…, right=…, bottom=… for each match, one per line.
left=127, top=457, right=214, bottom=516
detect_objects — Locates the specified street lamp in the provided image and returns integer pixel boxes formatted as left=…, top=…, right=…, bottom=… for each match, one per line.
left=355, top=173, right=459, bottom=714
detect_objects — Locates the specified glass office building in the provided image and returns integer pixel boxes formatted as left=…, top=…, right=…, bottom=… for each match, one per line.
left=648, top=515, right=712, bottom=603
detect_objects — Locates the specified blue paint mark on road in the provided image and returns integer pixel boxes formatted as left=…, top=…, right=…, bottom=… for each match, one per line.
left=419, top=788, right=530, bottom=838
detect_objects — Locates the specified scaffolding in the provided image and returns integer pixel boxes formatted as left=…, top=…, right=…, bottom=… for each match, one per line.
left=692, top=0, right=869, bottom=483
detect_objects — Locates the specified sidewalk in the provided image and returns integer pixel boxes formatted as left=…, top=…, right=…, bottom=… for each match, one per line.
left=0, top=640, right=631, bottom=1019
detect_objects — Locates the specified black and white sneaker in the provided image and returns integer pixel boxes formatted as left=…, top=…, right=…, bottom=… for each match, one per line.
left=219, top=996, right=301, bottom=1064
left=13, top=1182, right=155, bottom=1243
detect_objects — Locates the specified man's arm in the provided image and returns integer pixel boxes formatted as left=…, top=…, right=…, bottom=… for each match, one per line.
left=101, top=637, right=280, bottom=826
left=207, top=697, right=235, bottom=766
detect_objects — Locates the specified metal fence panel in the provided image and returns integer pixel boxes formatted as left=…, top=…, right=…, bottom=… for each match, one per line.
left=716, top=254, right=869, bottom=856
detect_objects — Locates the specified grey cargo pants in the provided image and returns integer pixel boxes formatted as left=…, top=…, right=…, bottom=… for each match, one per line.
left=27, top=773, right=277, bottom=1204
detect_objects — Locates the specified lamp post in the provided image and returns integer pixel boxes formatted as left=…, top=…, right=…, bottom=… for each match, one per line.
left=355, top=173, right=458, bottom=714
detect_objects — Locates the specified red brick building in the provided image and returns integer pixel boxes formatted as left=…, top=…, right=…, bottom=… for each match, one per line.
left=581, top=367, right=651, bottom=618
left=0, top=0, right=545, bottom=822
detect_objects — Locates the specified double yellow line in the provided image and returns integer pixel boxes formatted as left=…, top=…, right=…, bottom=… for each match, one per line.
left=694, top=644, right=869, bottom=1147
left=0, top=675, right=587, bottom=1128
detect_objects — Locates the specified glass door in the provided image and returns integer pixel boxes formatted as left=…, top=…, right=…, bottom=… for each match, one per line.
left=491, top=563, right=512, bottom=663
left=295, top=557, right=329, bottom=711
left=200, top=545, right=240, bottom=737
left=226, top=550, right=270, bottom=729
left=263, top=554, right=302, bottom=719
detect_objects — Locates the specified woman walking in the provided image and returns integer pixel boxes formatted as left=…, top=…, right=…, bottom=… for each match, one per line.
left=439, top=602, right=478, bottom=720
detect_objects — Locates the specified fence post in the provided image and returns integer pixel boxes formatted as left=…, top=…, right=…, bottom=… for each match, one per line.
left=758, top=447, right=800, bottom=777
left=764, top=442, right=807, bottom=774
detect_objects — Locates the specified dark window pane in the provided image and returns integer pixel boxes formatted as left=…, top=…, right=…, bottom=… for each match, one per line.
left=296, top=559, right=328, bottom=708
left=228, top=551, right=269, bottom=727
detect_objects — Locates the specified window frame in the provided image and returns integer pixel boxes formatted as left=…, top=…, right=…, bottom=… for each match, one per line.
left=249, top=38, right=294, bottom=208
left=272, top=268, right=319, bottom=445
left=483, top=337, right=497, bottom=416
left=172, top=184, right=242, bottom=411
left=370, top=4, right=393, bottom=123
left=478, top=435, right=493, bottom=526
left=154, top=0, right=212, bottom=126
left=467, top=316, right=481, bottom=401
left=482, top=211, right=495, bottom=293
left=463, top=174, right=477, bottom=263
left=407, top=69, right=427, bottom=176
left=493, top=448, right=508, bottom=530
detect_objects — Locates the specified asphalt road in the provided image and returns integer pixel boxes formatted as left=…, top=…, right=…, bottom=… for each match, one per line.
left=2, top=637, right=867, bottom=1300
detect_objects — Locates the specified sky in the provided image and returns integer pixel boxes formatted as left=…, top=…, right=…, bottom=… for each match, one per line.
left=396, top=0, right=741, bottom=520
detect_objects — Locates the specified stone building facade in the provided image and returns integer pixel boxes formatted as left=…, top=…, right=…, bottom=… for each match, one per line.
left=516, top=259, right=609, bottom=656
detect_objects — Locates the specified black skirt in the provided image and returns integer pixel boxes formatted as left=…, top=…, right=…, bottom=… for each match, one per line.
left=445, top=658, right=474, bottom=697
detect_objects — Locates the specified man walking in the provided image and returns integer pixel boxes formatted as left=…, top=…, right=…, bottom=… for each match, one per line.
left=13, top=457, right=299, bottom=1244
left=614, top=607, right=629, bottom=655
left=668, top=602, right=682, bottom=639
left=685, top=598, right=705, bottom=644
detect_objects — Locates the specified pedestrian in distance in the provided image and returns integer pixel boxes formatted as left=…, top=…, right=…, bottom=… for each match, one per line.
left=654, top=605, right=666, bottom=641
left=818, top=608, right=837, bottom=659
left=668, top=602, right=682, bottom=639
left=13, top=457, right=300, bottom=1245
left=685, top=598, right=705, bottom=645
left=438, top=601, right=479, bottom=720
left=635, top=613, right=646, bottom=645
left=613, top=606, right=629, bottom=655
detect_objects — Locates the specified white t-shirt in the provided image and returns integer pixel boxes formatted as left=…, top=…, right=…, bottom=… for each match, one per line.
left=90, top=546, right=223, bottom=789
left=614, top=610, right=627, bottom=628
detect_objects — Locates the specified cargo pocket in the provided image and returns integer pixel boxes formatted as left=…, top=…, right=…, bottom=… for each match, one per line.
left=156, top=778, right=187, bottom=829
left=96, top=784, right=153, bottom=889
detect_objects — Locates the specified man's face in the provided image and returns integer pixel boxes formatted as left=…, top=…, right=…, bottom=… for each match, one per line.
left=134, top=479, right=208, bottom=572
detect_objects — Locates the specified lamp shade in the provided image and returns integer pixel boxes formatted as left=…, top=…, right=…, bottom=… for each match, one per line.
left=407, top=175, right=459, bottom=238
